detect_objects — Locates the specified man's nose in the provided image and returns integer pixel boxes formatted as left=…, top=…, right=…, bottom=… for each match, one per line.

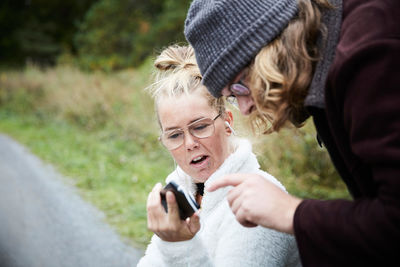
left=237, top=95, right=255, bottom=115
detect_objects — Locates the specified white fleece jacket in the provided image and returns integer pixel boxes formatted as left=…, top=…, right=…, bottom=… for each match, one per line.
left=137, top=139, right=301, bottom=267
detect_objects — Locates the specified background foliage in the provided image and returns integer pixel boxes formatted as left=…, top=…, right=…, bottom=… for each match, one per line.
left=0, top=0, right=96, bottom=66
left=1, top=0, right=190, bottom=71
left=0, top=0, right=350, bottom=248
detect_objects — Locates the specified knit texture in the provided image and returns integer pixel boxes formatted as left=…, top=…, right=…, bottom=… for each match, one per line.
left=184, top=0, right=298, bottom=97
left=304, top=0, right=343, bottom=109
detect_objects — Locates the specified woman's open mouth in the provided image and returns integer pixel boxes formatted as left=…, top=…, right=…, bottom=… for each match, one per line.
left=190, top=155, right=209, bottom=168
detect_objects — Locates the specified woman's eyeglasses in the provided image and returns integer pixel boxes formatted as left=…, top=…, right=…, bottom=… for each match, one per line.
left=160, top=114, right=221, bottom=150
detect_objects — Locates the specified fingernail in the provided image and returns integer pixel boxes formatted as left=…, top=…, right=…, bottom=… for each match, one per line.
left=166, top=191, right=174, bottom=199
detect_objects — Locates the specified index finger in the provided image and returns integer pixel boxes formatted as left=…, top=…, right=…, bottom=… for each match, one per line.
left=148, top=183, right=162, bottom=204
left=147, top=183, right=162, bottom=203
left=206, top=173, right=247, bottom=192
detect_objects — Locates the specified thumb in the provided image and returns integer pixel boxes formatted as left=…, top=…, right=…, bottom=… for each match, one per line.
left=166, top=191, right=181, bottom=221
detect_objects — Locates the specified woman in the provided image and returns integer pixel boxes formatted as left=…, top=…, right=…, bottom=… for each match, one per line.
left=184, top=0, right=400, bottom=266
left=137, top=45, right=300, bottom=266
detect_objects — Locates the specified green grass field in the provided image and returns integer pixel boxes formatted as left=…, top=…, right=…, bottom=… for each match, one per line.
left=0, top=62, right=349, bottom=248
left=0, top=111, right=173, bottom=247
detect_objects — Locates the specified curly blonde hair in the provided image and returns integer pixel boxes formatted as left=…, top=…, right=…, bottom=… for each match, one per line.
left=148, top=45, right=225, bottom=124
left=247, top=0, right=333, bottom=134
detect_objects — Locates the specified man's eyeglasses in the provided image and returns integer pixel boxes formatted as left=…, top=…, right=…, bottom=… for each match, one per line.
left=226, top=79, right=251, bottom=106
left=160, top=114, right=221, bottom=150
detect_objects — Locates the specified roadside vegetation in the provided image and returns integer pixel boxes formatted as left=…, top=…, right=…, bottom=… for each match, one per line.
left=0, top=62, right=349, bottom=248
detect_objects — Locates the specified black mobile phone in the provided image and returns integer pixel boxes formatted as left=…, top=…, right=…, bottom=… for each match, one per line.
left=160, top=181, right=200, bottom=220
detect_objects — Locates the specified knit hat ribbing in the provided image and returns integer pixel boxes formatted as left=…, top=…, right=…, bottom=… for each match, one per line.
left=184, top=0, right=298, bottom=97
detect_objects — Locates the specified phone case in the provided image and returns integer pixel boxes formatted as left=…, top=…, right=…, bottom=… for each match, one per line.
left=160, top=181, right=200, bottom=220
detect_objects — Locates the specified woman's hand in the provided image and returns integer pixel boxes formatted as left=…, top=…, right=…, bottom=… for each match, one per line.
left=146, top=183, right=201, bottom=242
left=207, top=174, right=302, bottom=234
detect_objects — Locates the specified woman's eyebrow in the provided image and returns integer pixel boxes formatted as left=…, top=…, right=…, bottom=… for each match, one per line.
left=163, top=117, right=206, bottom=131
left=164, top=126, right=180, bottom=131
left=189, top=117, right=205, bottom=124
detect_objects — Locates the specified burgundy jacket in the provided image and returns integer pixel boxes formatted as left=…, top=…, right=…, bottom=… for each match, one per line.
left=293, top=0, right=400, bottom=266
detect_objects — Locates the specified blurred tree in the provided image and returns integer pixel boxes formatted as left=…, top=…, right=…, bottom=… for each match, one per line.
left=0, top=0, right=96, bottom=67
left=132, top=0, right=191, bottom=65
left=0, top=0, right=191, bottom=70
left=0, top=1, right=25, bottom=66
left=74, top=0, right=191, bottom=71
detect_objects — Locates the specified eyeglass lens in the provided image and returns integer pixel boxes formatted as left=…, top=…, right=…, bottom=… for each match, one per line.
left=226, top=81, right=250, bottom=106
left=230, top=82, right=250, bottom=96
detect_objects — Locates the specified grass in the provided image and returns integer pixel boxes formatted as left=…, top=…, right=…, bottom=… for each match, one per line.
left=0, top=61, right=175, bottom=248
left=0, top=110, right=173, bottom=248
left=0, top=62, right=350, bottom=248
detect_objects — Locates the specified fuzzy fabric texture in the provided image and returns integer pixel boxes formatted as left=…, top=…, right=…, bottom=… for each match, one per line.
left=137, top=138, right=301, bottom=267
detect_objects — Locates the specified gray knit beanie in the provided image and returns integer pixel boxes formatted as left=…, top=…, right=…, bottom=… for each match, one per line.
left=184, top=0, right=298, bottom=97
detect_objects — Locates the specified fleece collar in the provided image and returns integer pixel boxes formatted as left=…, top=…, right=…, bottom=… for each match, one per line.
left=166, top=138, right=259, bottom=216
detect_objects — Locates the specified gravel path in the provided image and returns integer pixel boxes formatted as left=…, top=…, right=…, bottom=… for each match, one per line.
left=0, top=134, right=143, bottom=267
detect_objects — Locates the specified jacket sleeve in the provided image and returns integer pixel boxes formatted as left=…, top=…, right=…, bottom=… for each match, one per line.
left=137, top=234, right=211, bottom=267
left=138, top=202, right=300, bottom=267
left=136, top=235, right=165, bottom=266
left=210, top=201, right=300, bottom=267
left=293, top=1, right=400, bottom=265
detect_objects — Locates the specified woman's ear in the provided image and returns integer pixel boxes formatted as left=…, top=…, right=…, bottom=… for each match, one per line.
left=224, top=110, right=235, bottom=135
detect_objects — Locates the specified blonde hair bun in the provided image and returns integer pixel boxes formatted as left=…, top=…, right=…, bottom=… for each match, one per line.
left=146, top=44, right=225, bottom=118
left=155, top=45, right=197, bottom=72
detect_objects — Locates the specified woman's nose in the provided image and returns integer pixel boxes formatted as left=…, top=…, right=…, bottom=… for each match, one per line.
left=184, top=132, right=199, bottom=150
left=237, top=95, right=255, bottom=115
